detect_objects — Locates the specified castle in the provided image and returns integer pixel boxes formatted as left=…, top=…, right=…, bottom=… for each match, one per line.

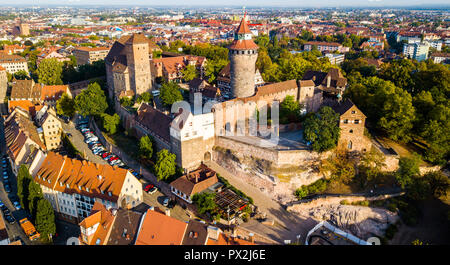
left=106, top=16, right=370, bottom=171
left=105, top=34, right=154, bottom=100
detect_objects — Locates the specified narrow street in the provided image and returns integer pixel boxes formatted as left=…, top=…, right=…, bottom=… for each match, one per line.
left=0, top=116, right=33, bottom=245
left=205, top=160, right=318, bottom=244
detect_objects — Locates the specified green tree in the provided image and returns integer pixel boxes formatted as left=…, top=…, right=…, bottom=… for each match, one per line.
left=36, top=58, right=64, bottom=85
left=13, top=70, right=29, bottom=80
left=28, top=181, right=43, bottom=220
left=181, top=64, right=198, bottom=82
left=154, top=149, right=177, bottom=181
left=396, top=156, right=421, bottom=189
left=159, top=82, right=183, bottom=107
left=303, top=106, right=340, bottom=152
left=56, top=93, right=75, bottom=117
left=192, top=192, right=217, bottom=215
left=74, top=82, right=108, bottom=117
left=119, top=96, right=134, bottom=107
left=101, top=113, right=120, bottom=135
left=17, top=165, right=33, bottom=212
left=35, top=199, right=56, bottom=242
left=136, top=92, right=153, bottom=104
left=280, top=95, right=301, bottom=124
left=139, top=135, right=153, bottom=160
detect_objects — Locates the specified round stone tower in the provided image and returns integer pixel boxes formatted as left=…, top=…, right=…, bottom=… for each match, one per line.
left=229, top=14, right=259, bottom=99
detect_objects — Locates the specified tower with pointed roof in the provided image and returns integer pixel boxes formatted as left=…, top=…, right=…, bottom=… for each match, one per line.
left=229, top=14, right=259, bottom=98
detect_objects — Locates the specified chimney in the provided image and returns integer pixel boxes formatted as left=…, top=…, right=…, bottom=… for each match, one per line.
left=326, top=75, right=331, bottom=88
left=165, top=208, right=170, bottom=217
left=195, top=174, right=199, bottom=183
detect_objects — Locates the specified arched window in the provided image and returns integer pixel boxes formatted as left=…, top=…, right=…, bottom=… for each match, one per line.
left=348, top=141, right=353, bottom=149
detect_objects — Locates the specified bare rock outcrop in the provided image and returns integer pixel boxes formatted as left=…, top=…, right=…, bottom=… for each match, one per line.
left=299, top=204, right=399, bottom=239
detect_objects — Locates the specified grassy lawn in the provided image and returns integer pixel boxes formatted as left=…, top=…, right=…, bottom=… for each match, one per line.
left=377, top=136, right=431, bottom=167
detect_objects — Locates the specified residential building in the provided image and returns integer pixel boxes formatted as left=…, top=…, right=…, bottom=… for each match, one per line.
left=152, top=55, right=206, bottom=83
left=33, top=152, right=143, bottom=223
left=134, top=207, right=188, bottom=245
left=36, top=48, right=70, bottom=65
left=78, top=202, right=143, bottom=245
left=169, top=164, right=219, bottom=204
left=0, top=54, right=29, bottom=74
left=78, top=202, right=115, bottom=245
left=323, top=53, right=345, bottom=65
left=403, top=42, right=429, bottom=61
left=0, top=66, right=7, bottom=107
left=188, top=78, right=222, bottom=103
left=35, top=106, right=63, bottom=150
left=134, top=207, right=255, bottom=245
left=302, top=68, right=348, bottom=96
left=73, top=47, right=110, bottom=66
left=304, top=41, right=349, bottom=53
left=10, top=79, right=71, bottom=105
left=430, top=52, right=450, bottom=64
left=4, top=107, right=46, bottom=175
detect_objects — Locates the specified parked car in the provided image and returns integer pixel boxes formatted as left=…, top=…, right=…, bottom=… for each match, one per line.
left=162, top=196, right=170, bottom=207
left=4, top=184, right=11, bottom=193
left=3, top=173, right=8, bottom=180
left=5, top=213, right=15, bottom=224
left=167, top=199, right=177, bottom=209
left=0, top=200, right=4, bottom=208
left=13, top=201, right=21, bottom=210
left=66, top=133, right=72, bottom=137
left=102, top=152, right=111, bottom=159
left=144, top=184, right=157, bottom=194
left=1, top=205, right=10, bottom=215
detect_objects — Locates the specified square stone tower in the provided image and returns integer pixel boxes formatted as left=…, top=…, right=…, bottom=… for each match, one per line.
left=125, top=34, right=152, bottom=96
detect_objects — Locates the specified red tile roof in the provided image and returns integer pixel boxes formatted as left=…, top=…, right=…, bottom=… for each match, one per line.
left=135, top=209, right=187, bottom=245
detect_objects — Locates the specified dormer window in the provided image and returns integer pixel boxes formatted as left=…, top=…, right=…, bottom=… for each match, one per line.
left=78, top=185, right=82, bottom=190
left=86, top=187, right=90, bottom=192
left=108, top=191, right=112, bottom=196
left=66, top=184, right=69, bottom=188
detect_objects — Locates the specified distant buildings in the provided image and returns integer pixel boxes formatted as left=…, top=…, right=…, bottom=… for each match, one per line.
left=303, top=41, right=349, bottom=53
left=73, top=46, right=110, bottom=66
left=0, top=54, right=29, bottom=74
left=152, top=55, right=206, bottom=83
left=323, top=53, right=345, bottom=65
left=430, top=52, right=450, bottom=64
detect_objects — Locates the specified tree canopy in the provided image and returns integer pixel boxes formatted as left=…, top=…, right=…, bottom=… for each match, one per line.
left=154, top=149, right=177, bottom=181
left=56, top=93, right=75, bottom=118
left=303, top=106, right=340, bottom=152
left=37, top=58, right=64, bottom=85
left=74, top=82, right=108, bottom=117
left=159, top=82, right=183, bottom=107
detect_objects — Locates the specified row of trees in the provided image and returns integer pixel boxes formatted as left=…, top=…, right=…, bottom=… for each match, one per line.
left=17, top=165, right=56, bottom=242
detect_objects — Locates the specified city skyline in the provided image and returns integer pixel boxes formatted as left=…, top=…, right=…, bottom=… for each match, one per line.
left=0, top=0, right=450, bottom=8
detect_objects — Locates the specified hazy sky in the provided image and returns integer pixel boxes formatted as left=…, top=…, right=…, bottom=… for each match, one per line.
left=1, top=0, right=449, bottom=7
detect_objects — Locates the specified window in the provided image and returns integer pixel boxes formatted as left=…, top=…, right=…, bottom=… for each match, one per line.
left=343, top=119, right=348, bottom=124
left=351, top=111, right=356, bottom=114
left=354, top=119, right=360, bottom=124
left=349, top=130, right=353, bottom=133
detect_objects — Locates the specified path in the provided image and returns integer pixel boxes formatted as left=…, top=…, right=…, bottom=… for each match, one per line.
left=205, top=160, right=317, bottom=244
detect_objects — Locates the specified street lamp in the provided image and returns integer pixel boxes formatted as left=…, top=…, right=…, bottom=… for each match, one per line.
left=296, top=234, right=301, bottom=244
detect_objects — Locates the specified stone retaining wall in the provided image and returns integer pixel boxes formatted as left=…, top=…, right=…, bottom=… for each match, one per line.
left=286, top=192, right=405, bottom=213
